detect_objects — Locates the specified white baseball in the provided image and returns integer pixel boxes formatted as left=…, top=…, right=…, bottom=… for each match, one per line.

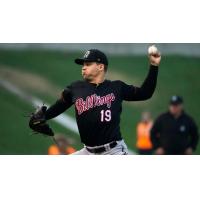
left=148, top=45, right=158, bottom=55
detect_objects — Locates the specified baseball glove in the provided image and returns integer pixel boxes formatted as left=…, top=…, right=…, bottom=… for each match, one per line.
left=29, top=105, right=54, bottom=136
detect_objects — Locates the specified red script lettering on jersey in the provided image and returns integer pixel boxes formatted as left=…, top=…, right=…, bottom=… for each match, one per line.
left=75, top=93, right=115, bottom=115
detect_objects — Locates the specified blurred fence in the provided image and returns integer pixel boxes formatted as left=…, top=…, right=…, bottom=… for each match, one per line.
left=0, top=43, right=200, bottom=56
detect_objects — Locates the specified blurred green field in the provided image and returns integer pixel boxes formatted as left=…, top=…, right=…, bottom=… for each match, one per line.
left=0, top=49, right=200, bottom=154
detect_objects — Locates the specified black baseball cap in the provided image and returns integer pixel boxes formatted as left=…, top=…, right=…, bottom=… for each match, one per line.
left=75, top=49, right=108, bottom=66
left=169, top=95, right=183, bottom=105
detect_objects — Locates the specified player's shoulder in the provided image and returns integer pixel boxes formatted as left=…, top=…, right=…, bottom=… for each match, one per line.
left=107, top=80, right=125, bottom=86
left=67, top=80, right=87, bottom=88
left=110, top=80, right=124, bottom=84
left=104, top=80, right=126, bottom=92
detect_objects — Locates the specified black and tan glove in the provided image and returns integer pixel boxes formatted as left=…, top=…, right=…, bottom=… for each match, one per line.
left=29, top=106, right=54, bottom=136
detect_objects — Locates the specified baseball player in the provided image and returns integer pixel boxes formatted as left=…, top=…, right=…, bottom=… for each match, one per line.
left=29, top=46, right=161, bottom=155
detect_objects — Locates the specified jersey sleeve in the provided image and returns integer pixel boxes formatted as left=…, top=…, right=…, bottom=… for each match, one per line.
left=45, top=85, right=73, bottom=120
left=120, top=65, right=158, bottom=101
left=61, top=85, right=73, bottom=105
left=120, top=81, right=137, bottom=101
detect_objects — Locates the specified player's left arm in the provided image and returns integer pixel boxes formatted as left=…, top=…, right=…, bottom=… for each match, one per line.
left=45, top=87, right=73, bottom=120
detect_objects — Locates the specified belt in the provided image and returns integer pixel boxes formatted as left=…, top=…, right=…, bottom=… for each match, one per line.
left=86, top=141, right=118, bottom=154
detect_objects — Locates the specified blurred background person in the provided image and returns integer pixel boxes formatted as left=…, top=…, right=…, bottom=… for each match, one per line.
left=48, top=134, right=76, bottom=155
left=151, top=96, right=199, bottom=155
left=136, top=112, right=153, bottom=155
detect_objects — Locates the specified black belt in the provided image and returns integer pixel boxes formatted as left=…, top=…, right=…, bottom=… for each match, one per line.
left=86, top=141, right=118, bottom=154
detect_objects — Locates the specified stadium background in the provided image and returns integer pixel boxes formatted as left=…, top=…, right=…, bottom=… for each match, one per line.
left=0, top=43, right=199, bottom=154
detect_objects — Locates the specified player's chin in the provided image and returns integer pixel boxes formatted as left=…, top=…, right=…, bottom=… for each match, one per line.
left=82, top=74, right=91, bottom=81
left=82, top=74, right=87, bottom=79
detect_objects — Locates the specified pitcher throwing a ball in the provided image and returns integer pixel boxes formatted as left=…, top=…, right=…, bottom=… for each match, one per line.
left=29, top=45, right=161, bottom=155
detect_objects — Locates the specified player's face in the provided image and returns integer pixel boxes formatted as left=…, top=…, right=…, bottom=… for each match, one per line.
left=82, top=62, right=104, bottom=81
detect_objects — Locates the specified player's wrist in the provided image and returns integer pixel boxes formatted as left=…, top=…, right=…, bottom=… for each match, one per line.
left=150, top=64, right=159, bottom=68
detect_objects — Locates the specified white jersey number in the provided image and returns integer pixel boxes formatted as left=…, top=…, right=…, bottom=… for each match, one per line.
left=100, top=110, right=111, bottom=122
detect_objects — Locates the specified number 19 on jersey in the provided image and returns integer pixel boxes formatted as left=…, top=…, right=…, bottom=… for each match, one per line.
left=100, top=110, right=111, bottom=122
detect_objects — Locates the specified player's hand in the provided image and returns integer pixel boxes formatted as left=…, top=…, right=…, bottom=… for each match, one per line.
left=149, top=53, right=161, bottom=66
left=155, top=147, right=165, bottom=155
left=29, top=105, right=54, bottom=136
left=184, top=147, right=193, bottom=155
left=148, top=45, right=161, bottom=66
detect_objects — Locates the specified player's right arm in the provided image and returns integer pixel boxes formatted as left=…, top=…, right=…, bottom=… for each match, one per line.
left=45, top=87, right=73, bottom=120
left=120, top=46, right=161, bottom=101
left=120, top=65, right=159, bottom=101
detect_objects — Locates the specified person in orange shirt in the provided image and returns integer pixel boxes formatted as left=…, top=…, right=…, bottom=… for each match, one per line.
left=48, top=134, right=76, bottom=155
left=136, top=112, right=153, bottom=155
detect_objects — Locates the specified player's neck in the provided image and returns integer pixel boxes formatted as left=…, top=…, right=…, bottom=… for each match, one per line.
left=90, top=74, right=105, bottom=85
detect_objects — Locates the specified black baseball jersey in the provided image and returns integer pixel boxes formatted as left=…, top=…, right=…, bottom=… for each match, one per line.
left=150, top=111, right=199, bottom=154
left=45, top=65, right=158, bottom=146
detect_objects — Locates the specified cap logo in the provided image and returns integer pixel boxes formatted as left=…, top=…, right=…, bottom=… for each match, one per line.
left=172, top=96, right=177, bottom=101
left=84, top=50, right=90, bottom=58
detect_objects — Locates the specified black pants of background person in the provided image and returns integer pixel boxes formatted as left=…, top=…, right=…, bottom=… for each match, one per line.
left=138, top=149, right=153, bottom=155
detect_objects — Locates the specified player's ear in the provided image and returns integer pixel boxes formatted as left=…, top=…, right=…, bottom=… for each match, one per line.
left=98, top=63, right=104, bottom=72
